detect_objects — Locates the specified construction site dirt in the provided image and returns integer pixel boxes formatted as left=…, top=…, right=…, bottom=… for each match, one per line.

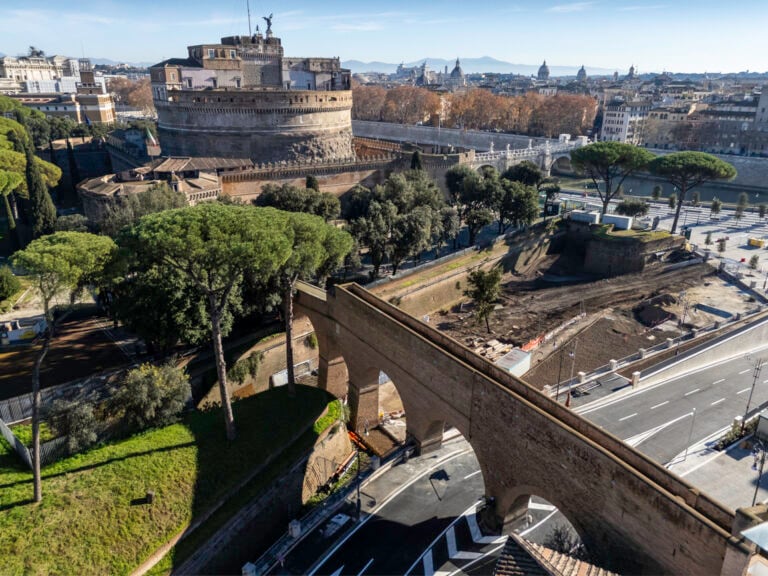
left=435, top=259, right=759, bottom=390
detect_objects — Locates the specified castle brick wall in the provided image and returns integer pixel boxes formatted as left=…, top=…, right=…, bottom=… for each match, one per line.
left=156, top=89, right=354, bottom=163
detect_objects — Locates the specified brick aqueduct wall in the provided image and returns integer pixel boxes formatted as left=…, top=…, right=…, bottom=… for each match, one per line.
left=294, top=281, right=752, bottom=575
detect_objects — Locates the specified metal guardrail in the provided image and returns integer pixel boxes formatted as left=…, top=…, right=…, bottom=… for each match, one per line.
left=245, top=445, right=408, bottom=576
left=547, top=302, right=767, bottom=396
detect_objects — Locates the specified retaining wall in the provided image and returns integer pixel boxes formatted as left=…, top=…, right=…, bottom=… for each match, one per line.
left=640, top=315, right=768, bottom=387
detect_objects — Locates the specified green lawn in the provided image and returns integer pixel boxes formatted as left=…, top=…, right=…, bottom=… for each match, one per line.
left=0, top=276, right=32, bottom=313
left=0, top=385, right=337, bottom=575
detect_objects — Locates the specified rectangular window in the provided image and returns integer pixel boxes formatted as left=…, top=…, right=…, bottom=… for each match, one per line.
left=230, top=50, right=236, bottom=59
left=208, top=49, right=215, bottom=59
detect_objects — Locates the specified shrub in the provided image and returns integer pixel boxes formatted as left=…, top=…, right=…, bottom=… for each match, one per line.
left=305, top=332, right=318, bottom=349
left=705, top=231, right=713, bottom=246
left=651, top=185, right=662, bottom=200
left=738, top=192, right=749, bottom=207
left=111, top=363, right=190, bottom=431
left=229, top=351, right=264, bottom=385
left=691, top=191, right=700, bottom=207
left=615, top=198, right=649, bottom=217
left=668, top=194, right=677, bottom=209
left=711, top=197, right=722, bottom=215
left=760, top=204, right=767, bottom=219
left=750, top=255, right=759, bottom=270
left=717, top=238, right=727, bottom=253
left=54, top=214, right=89, bottom=232
left=48, top=399, right=99, bottom=454
left=0, top=265, right=21, bottom=301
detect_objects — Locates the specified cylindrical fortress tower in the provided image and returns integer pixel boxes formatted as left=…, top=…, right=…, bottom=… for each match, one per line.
left=150, top=29, right=354, bottom=163
left=156, top=89, right=354, bottom=162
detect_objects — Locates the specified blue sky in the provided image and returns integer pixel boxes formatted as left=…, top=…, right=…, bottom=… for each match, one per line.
left=1, top=0, right=766, bottom=73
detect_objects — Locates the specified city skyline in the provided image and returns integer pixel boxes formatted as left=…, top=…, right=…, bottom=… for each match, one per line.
left=1, top=0, right=767, bottom=74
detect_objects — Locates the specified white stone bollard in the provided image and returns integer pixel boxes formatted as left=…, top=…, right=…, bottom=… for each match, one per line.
left=632, top=371, right=641, bottom=387
left=610, top=359, right=618, bottom=371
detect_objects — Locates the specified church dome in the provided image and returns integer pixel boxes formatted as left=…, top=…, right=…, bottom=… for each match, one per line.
left=450, top=57, right=464, bottom=79
left=576, top=65, right=587, bottom=82
left=538, top=60, right=550, bottom=80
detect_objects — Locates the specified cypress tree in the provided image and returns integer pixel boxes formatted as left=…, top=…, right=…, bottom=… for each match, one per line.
left=23, top=137, right=57, bottom=237
left=411, top=150, right=423, bottom=170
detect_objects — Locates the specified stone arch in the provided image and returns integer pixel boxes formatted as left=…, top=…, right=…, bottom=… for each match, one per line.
left=292, top=300, right=349, bottom=400
left=499, top=484, right=589, bottom=544
left=476, top=164, right=499, bottom=177
left=550, top=154, right=574, bottom=176
left=342, top=351, right=449, bottom=454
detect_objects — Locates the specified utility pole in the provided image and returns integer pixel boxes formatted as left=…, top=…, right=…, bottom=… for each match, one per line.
left=566, top=339, right=578, bottom=408
left=247, top=0, right=252, bottom=36
left=683, top=408, right=697, bottom=462
left=743, top=359, right=764, bottom=433
left=555, top=346, right=565, bottom=403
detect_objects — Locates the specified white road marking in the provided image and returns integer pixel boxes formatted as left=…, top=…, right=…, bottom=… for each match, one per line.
left=713, top=379, right=725, bottom=385
left=528, top=502, right=556, bottom=511
left=519, top=509, right=559, bottom=537
left=738, top=388, right=751, bottom=395
left=443, top=543, right=506, bottom=576
left=467, top=513, right=507, bottom=544
left=739, top=369, right=751, bottom=375
left=684, top=388, right=700, bottom=396
left=311, top=448, right=469, bottom=576
left=452, top=551, right=483, bottom=560
left=329, top=566, right=345, bottom=576
left=651, top=401, right=669, bottom=410
left=356, top=559, right=374, bottom=576
left=763, top=379, right=768, bottom=384
left=446, top=526, right=457, bottom=558
left=619, top=413, right=638, bottom=421
left=711, top=398, right=726, bottom=406
left=423, top=550, right=434, bottom=576
left=624, top=412, right=694, bottom=447
left=463, top=470, right=481, bottom=480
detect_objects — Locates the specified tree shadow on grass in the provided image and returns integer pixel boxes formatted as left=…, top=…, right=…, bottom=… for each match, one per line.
left=169, top=384, right=336, bottom=573
left=0, top=442, right=196, bottom=491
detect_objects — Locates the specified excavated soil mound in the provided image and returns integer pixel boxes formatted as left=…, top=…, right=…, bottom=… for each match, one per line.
left=635, top=294, right=677, bottom=327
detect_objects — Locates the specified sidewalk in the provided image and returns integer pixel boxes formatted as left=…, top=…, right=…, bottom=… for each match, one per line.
left=667, top=416, right=768, bottom=511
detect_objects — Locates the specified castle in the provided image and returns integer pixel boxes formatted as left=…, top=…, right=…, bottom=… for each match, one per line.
left=149, top=24, right=354, bottom=163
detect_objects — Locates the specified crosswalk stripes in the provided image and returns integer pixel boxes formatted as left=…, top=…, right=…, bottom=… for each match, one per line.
left=412, top=507, right=508, bottom=576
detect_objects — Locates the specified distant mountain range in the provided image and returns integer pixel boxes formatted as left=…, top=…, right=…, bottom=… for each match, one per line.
left=90, top=57, right=155, bottom=68
left=342, top=56, right=617, bottom=77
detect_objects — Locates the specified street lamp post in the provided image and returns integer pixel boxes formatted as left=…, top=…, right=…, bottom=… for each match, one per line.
left=682, top=408, right=697, bottom=462
left=743, top=359, right=764, bottom=433
left=555, top=346, right=565, bottom=403
left=566, top=339, right=578, bottom=407
left=675, top=292, right=688, bottom=356
left=355, top=444, right=361, bottom=521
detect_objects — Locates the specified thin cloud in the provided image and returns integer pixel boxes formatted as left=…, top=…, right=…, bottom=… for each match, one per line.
left=5, top=8, right=114, bottom=24
left=617, top=4, right=666, bottom=10
left=547, top=2, right=596, bottom=13
left=332, top=22, right=384, bottom=32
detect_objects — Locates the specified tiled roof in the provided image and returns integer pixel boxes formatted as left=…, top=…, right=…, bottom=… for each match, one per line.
left=494, top=533, right=620, bottom=576
left=148, top=156, right=253, bottom=173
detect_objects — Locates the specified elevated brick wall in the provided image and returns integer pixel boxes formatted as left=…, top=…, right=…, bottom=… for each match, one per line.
left=295, top=281, right=749, bottom=575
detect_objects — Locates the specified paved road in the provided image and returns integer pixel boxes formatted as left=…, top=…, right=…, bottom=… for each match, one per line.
left=305, top=443, right=484, bottom=576
left=578, top=349, right=768, bottom=462
left=297, top=350, right=768, bottom=576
